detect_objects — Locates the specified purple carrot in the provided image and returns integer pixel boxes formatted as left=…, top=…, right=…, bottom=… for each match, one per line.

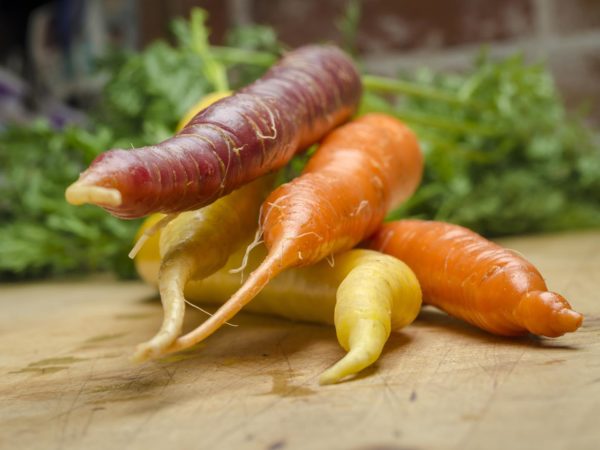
left=65, top=45, right=362, bottom=219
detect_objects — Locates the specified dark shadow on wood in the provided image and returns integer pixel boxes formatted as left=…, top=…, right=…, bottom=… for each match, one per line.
left=415, top=306, right=581, bottom=350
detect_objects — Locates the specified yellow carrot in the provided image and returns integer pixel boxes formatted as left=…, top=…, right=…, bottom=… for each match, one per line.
left=132, top=176, right=273, bottom=362
left=138, top=242, right=422, bottom=384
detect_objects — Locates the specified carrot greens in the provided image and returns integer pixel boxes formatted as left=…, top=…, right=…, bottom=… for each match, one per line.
left=1, top=9, right=598, bottom=280
left=363, top=55, right=600, bottom=236
left=0, top=12, right=279, bottom=279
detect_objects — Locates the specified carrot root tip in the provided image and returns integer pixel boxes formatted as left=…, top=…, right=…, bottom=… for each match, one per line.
left=130, top=343, right=161, bottom=364
left=318, top=347, right=366, bottom=385
left=556, top=308, right=583, bottom=333
left=515, top=290, right=583, bottom=337
left=65, top=182, right=122, bottom=207
left=319, top=319, right=387, bottom=385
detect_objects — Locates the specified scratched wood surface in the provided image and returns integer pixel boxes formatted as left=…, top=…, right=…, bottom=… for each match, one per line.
left=1, top=231, right=599, bottom=450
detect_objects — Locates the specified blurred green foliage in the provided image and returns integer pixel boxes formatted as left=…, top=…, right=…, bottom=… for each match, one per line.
left=0, top=10, right=598, bottom=280
left=0, top=123, right=137, bottom=278
left=0, top=11, right=278, bottom=280
left=363, top=54, right=600, bottom=235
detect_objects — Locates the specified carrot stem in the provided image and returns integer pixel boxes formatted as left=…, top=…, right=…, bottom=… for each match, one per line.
left=363, top=97, right=501, bottom=136
left=362, top=74, right=474, bottom=106
left=210, top=46, right=277, bottom=67
left=190, top=8, right=229, bottom=92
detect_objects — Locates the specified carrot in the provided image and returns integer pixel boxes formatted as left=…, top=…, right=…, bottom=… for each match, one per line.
left=132, top=176, right=273, bottom=362
left=168, top=113, right=424, bottom=352
left=65, top=45, right=362, bottom=219
left=132, top=89, right=234, bottom=286
left=367, top=220, right=583, bottom=337
left=137, top=237, right=421, bottom=384
left=320, top=249, right=421, bottom=384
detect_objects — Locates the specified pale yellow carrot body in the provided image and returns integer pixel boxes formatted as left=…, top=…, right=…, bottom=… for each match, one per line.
left=176, top=246, right=422, bottom=384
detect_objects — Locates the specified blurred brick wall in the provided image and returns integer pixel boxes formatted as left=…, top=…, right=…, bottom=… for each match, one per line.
left=139, top=0, right=600, bottom=124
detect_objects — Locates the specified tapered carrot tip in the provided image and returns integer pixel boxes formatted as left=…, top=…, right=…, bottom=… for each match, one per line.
left=319, top=319, right=387, bottom=385
left=65, top=182, right=122, bottom=207
left=514, top=291, right=583, bottom=337
left=130, top=343, right=159, bottom=364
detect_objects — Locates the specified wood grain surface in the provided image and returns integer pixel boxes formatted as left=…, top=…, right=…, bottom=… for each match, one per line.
left=1, top=231, right=599, bottom=450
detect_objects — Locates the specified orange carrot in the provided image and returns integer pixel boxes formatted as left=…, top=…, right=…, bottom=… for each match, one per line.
left=167, top=113, right=423, bottom=353
left=367, top=220, right=583, bottom=337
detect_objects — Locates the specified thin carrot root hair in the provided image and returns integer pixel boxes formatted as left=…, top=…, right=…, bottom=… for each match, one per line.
left=129, top=213, right=178, bottom=259
left=229, top=228, right=264, bottom=278
left=184, top=300, right=239, bottom=328
left=326, top=252, right=335, bottom=268
left=227, top=197, right=273, bottom=280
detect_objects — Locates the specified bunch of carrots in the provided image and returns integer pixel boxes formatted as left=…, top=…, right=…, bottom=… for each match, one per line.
left=66, top=45, right=583, bottom=384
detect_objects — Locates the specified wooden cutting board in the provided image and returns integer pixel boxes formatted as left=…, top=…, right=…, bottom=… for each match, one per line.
left=1, top=231, right=599, bottom=450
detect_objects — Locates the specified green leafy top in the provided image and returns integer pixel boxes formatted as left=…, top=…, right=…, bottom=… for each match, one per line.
left=0, top=12, right=279, bottom=280
left=1, top=10, right=598, bottom=280
left=362, top=54, right=600, bottom=235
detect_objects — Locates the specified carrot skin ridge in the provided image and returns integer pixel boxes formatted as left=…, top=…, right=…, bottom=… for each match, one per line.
left=171, top=113, right=424, bottom=350
left=65, top=45, right=362, bottom=219
left=366, top=220, right=583, bottom=337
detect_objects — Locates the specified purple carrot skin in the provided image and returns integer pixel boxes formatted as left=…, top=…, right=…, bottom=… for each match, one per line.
left=65, top=45, right=362, bottom=219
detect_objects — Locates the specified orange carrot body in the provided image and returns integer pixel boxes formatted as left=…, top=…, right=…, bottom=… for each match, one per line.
left=168, top=113, right=423, bottom=352
left=367, top=220, right=583, bottom=337
left=261, top=113, right=424, bottom=266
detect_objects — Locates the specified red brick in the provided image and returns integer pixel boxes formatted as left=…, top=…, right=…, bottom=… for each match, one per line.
left=550, top=0, right=600, bottom=34
left=139, top=0, right=170, bottom=47
left=252, top=0, right=535, bottom=52
left=357, top=0, right=535, bottom=53
left=252, top=0, right=347, bottom=47
left=138, top=0, right=230, bottom=47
